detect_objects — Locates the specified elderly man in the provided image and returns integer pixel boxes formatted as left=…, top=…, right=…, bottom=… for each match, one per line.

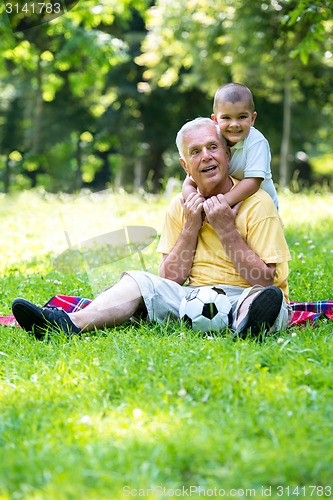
left=12, top=118, right=292, bottom=338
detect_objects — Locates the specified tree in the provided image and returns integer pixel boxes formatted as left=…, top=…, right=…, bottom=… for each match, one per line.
left=0, top=0, right=152, bottom=191
left=284, top=0, right=333, bottom=63
left=0, top=0, right=332, bottom=192
left=137, top=0, right=333, bottom=186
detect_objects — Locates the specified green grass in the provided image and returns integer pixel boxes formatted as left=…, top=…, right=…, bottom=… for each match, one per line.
left=0, top=188, right=333, bottom=499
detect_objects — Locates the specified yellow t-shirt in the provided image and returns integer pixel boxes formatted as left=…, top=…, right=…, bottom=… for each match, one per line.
left=157, top=179, right=291, bottom=301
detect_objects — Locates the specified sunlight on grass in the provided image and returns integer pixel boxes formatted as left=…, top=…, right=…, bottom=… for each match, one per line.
left=279, top=189, right=333, bottom=226
left=0, top=189, right=169, bottom=275
left=0, top=188, right=333, bottom=498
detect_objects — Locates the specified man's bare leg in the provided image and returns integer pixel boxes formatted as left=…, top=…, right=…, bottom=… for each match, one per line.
left=235, top=291, right=261, bottom=329
left=69, top=274, right=144, bottom=332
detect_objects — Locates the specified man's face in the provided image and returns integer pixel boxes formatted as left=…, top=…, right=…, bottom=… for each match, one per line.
left=212, top=101, right=257, bottom=146
left=180, top=123, right=231, bottom=197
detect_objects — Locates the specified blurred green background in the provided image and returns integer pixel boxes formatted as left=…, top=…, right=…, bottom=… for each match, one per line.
left=0, top=0, right=332, bottom=194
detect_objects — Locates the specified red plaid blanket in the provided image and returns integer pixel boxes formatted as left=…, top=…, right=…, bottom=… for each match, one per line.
left=289, top=301, right=333, bottom=325
left=1, top=295, right=333, bottom=329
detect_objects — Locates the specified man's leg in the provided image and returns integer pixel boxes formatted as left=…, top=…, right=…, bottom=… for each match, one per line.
left=12, top=274, right=144, bottom=336
left=232, top=285, right=290, bottom=337
left=70, top=274, right=144, bottom=331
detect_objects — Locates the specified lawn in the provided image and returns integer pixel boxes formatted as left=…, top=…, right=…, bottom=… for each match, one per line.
left=0, top=188, right=332, bottom=499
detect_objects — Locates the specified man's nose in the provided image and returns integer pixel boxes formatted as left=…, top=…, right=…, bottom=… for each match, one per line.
left=202, top=147, right=212, bottom=159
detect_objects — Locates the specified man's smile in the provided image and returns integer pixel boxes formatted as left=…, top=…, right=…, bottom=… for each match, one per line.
left=201, top=165, right=218, bottom=173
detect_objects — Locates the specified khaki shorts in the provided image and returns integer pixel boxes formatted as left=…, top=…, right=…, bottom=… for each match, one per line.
left=124, top=271, right=292, bottom=333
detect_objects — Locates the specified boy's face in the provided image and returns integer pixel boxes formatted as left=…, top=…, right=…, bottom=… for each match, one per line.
left=212, top=101, right=257, bottom=147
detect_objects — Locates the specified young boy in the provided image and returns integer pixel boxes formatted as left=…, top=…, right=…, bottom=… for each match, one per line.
left=182, top=83, right=279, bottom=209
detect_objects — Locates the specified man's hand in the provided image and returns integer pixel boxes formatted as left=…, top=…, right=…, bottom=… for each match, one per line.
left=203, top=194, right=241, bottom=232
left=203, top=194, right=275, bottom=287
left=181, top=192, right=206, bottom=233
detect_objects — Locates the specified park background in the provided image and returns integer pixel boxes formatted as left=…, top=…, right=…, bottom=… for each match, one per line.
left=0, top=1, right=333, bottom=499
left=0, top=0, right=332, bottom=194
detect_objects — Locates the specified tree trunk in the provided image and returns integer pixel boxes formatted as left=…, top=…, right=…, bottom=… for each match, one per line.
left=73, top=134, right=83, bottom=191
left=134, top=158, right=143, bottom=191
left=279, top=72, right=292, bottom=188
left=32, top=53, right=43, bottom=157
left=4, top=155, right=10, bottom=194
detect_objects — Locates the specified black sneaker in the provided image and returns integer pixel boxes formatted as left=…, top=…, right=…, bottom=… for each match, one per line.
left=237, top=286, right=283, bottom=338
left=12, top=298, right=81, bottom=338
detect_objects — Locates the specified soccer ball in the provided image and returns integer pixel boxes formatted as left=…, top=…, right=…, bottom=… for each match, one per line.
left=179, top=286, right=232, bottom=333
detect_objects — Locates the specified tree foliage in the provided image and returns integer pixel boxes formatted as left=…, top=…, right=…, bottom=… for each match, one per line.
left=0, top=0, right=332, bottom=193
left=138, top=0, right=333, bottom=185
left=284, top=0, right=333, bottom=63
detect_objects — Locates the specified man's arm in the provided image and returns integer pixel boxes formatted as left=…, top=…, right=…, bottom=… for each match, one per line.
left=203, top=195, right=275, bottom=287
left=159, top=192, right=204, bottom=285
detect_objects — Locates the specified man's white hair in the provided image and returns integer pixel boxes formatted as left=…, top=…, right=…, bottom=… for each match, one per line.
left=176, top=117, right=226, bottom=160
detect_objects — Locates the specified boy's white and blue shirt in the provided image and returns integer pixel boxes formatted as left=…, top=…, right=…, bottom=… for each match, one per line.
left=229, top=126, right=279, bottom=209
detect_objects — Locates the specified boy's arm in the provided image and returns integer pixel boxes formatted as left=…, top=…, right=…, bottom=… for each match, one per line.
left=182, top=175, right=198, bottom=200
left=224, top=177, right=262, bottom=207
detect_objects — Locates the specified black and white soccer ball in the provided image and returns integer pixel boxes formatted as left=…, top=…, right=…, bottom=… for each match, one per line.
left=179, top=286, right=233, bottom=333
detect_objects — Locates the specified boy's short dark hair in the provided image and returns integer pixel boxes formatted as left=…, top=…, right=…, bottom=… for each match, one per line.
left=213, top=83, right=255, bottom=113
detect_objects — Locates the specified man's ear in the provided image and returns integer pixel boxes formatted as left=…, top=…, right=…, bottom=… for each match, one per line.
left=179, top=158, right=189, bottom=175
left=211, top=113, right=217, bottom=123
left=251, top=111, right=257, bottom=126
